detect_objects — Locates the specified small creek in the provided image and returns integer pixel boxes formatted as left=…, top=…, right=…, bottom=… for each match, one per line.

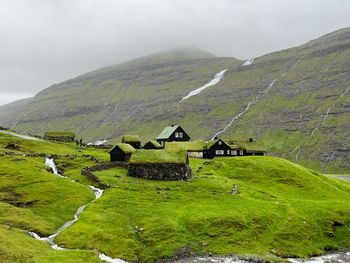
left=28, top=157, right=126, bottom=263
left=173, top=252, right=350, bottom=263
left=32, top=158, right=350, bottom=263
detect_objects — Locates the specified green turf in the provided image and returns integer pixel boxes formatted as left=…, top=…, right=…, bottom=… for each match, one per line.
left=1, top=131, right=350, bottom=262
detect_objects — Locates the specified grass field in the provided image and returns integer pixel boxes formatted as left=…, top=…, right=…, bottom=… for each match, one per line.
left=1, top=132, right=350, bottom=262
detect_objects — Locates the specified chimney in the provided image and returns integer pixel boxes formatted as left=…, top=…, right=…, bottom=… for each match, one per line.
left=248, top=138, right=253, bottom=142
left=171, top=124, right=175, bottom=127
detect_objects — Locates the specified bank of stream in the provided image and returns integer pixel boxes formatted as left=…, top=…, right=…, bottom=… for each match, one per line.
left=27, top=157, right=126, bottom=263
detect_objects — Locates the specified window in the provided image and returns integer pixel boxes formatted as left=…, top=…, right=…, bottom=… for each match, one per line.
left=227, top=150, right=230, bottom=155
left=215, top=150, right=224, bottom=155
left=175, top=132, right=179, bottom=138
left=179, top=132, right=183, bottom=138
left=218, top=140, right=222, bottom=145
left=231, top=150, right=237, bottom=155
left=239, top=150, right=244, bottom=155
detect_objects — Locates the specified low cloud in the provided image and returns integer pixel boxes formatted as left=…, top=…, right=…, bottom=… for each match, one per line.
left=1, top=0, right=350, bottom=105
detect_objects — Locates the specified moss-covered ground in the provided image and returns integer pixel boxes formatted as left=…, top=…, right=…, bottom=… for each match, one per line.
left=1, top=132, right=350, bottom=262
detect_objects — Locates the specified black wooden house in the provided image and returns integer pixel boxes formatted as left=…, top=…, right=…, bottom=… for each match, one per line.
left=203, top=139, right=236, bottom=159
left=156, top=125, right=190, bottom=146
left=109, top=143, right=136, bottom=162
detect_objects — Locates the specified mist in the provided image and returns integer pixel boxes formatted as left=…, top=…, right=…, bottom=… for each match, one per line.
left=1, top=0, right=350, bottom=106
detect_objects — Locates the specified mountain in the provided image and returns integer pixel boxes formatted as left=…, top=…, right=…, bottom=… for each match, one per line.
left=1, top=29, right=350, bottom=173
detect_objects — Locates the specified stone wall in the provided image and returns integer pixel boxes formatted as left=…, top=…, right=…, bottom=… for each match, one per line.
left=81, top=161, right=128, bottom=189
left=128, top=163, right=192, bottom=181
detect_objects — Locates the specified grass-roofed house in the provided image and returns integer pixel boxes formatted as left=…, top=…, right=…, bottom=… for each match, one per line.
left=203, top=139, right=234, bottom=159
left=121, top=135, right=141, bottom=149
left=128, top=149, right=192, bottom=181
left=109, top=143, right=136, bottom=162
left=228, top=138, right=267, bottom=156
left=143, top=140, right=162, bottom=150
left=44, top=131, right=75, bottom=142
left=156, top=125, right=190, bottom=146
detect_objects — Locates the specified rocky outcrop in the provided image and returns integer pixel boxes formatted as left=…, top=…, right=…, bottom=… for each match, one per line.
left=128, top=163, right=192, bottom=181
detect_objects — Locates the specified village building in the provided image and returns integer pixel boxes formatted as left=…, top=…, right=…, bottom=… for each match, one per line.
left=156, top=125, right=190, bottom=146
left=109, top=143, right=136, bottom=162
left=44, top=131, right=75, bottom=142
left=127, top=149, right=192, bottom=181
left=203, top=139, right=240, bottom=159
left=228, top=138, right=267, bottom=156
left=143, top=140, right=162, bottom=150
left=121, top=135, right=141, bottom=149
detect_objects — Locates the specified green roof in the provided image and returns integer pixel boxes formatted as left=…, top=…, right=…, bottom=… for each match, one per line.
left=144, top=140, right=162, bottom=149
left=228, top=140, right=267, bottom=152
left=122, top=135, right=141, bottom=143
left=156, top=125, right=180, bottom=140
left=165, top=140, right=206, bottom=151
left=44, top=131, right=75, bottom=138
left=110, top=143, right=136, bottom=154
left=130, top=149, right=187, bottom=164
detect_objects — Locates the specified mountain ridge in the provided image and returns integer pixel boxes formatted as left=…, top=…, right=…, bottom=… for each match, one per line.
left=1, top=27, right=350, bottom=173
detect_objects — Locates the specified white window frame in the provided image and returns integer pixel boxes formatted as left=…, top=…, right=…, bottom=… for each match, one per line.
left=231, top=150, right=237, bottom=156
left=175, top=132, right=179, bottom=138
left=239, top=150, right=244, bottom=155
left=215, top=150, right=224, bottom=155
left=178, top=132, right=183, bottom=138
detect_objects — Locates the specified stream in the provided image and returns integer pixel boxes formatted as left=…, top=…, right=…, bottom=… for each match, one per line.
left=30, top=158, right=350, bottom=263
left=173, top=252, right=350, bottom=263
left=28, top=157, right=126, bottom=263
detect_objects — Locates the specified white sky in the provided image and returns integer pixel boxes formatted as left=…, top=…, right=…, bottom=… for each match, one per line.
left=1, top=0, right=350, bottom=106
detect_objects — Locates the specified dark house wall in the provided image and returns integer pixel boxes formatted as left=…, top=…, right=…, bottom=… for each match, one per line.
left=127, top=142, right=141, bottom=149
left=110, top=147, right=132, bottom=162
left=203, top=140, right=246, bottom=159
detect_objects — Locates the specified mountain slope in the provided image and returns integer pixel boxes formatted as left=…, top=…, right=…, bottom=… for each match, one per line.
left=0, top=31, right=350, bottom=173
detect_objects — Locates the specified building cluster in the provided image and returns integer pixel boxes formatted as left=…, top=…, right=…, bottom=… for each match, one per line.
left=109, top=124, right=266, bottom=163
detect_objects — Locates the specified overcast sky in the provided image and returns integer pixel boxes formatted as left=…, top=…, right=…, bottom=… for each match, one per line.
left=1, top=0, right=350, bottom=106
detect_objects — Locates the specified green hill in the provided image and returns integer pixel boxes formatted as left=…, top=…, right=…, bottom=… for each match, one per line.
left=0, top=28, right=350, bottom=173
left=1, top=131, right=350, bottom=262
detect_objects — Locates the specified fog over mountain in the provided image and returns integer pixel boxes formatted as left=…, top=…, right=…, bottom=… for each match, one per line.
left=1, top=0, right=350, bottom=106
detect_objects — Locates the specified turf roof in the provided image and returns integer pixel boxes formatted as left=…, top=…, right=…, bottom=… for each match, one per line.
left=144, top=140, right=162, bottom=149
left=44, top=131, right=75, bottom=138
left=110, top=143, right=136, bottom=154
left=122, top=135, right=141, bottom=143
left=130, top=149, right=187, bottom=164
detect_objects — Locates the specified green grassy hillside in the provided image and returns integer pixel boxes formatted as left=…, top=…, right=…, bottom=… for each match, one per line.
left=0, top=29, right=349, bottom=174
left=1, top=131, right=350, bottom=262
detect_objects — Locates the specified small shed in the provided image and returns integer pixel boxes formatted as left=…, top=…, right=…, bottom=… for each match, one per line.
left=143, top=140, right=162, bottom=150
left=109, top=143, right=136, bottom=162
left=44, top=131, right=75, bottom=142
left=203, top=139, right=233, bottom=159
left=156, top=125, right=190, bottom=146
left=121, top=135, right=141, bottom=149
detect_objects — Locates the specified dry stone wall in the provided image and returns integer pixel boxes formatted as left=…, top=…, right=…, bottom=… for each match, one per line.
left=128, top=163, right=192, bottom=181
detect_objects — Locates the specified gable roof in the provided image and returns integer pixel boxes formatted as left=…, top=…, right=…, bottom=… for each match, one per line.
left=109, top=143, right=136, bottom=154
left=156, top=125, right=180, bottom=140
left=122, top=135, right=141, bottom=143
left=144, top=140, right=162, bottom=149
left=204, top=139, right=231, bottom=150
